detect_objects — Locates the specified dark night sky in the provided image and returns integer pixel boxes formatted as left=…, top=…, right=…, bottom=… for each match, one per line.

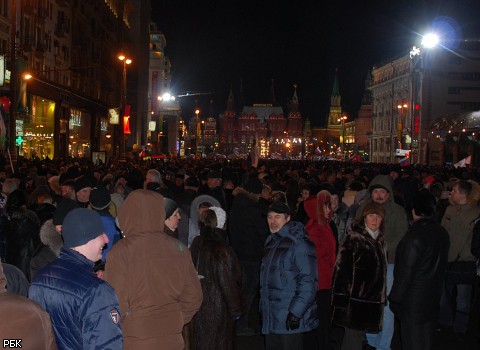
left=151, top=1, right=480, bottom=126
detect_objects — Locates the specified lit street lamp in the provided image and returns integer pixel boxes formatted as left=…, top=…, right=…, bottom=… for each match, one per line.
left=337, top=115, right=347, bottom=160
left=409, top=32, right=438, bottom=164
left=118, top=54, right=132, bottom=158
left=195, top=109, right=200, bottom=158
left=397, top=103, right=408, bottom=149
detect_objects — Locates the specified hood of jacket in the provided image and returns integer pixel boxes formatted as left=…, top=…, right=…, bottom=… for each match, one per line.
left=118, top=189, right=165, bottom=237
left=304, top=191, right=332, bottom=226
left=189, top=194, right=221, bottom=226
left=39, top=219, right=63, bottom=256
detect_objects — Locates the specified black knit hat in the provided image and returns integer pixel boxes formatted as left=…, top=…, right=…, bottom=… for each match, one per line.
left=164, top=198, right=179, bottom=219
left=62, top=208, right=105, bottom=248
left=89, top=186, right=111, bottom=211
left=53, top=198, right=79, bottom=225
left=268, top=202, right=291, bottom=215
left=74, top=176, right=93, bottom=193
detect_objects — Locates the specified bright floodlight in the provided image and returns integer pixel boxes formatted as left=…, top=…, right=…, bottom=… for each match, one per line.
left=422, top=33, right=439, bottom=48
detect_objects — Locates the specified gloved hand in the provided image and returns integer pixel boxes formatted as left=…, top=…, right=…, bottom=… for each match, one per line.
left=285, top=312, right=300, bottom=331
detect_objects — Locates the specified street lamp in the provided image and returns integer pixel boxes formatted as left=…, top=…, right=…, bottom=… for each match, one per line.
left=397, top=103, right=408, bottom=149
left=337, top=115, right=347, bottom=160
left=195, top=109, right=200, bottom=158
left=409, top=32, right=438, bottom=164
left=118, top=54, right=132, bottom=158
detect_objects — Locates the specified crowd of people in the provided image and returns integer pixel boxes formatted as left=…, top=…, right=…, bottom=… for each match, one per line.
left=0, top=154, right=479, bottom=350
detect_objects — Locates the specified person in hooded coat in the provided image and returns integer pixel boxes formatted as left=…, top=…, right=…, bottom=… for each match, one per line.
left=189, top=207, right=244, bottom=349
left=0, top=262, right=57, bottom=349
left=105, top=189, right=203, bottom=350
left=303, top=190, right=337, bottom=349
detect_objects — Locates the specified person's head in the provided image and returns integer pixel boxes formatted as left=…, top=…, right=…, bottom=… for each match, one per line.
left=61, top=179, right=76, bottom=199
left=174, top=174, right=184, bottom=187
left=198, top=201, right=213, bottom=222
left=164, top=198, right=181, bottom=231
left=89, top=186, right=112, bottom=212
left=369, top=184, right=390, bottom=205
left=74, top=176, right=93, bottom=204
left=184, top=177, right=200, bottom=191
left=53, top=198, right=80, bottom=233
left=207, top=170, right=222, bottom=189
left=317, top=190, right=332, bottom=225
left=202, top=209, right=218, bottom=230
left=267, top=202, right=291, bottom=234
left=271, top=191, right=287, bottom=204
left=244, top=177, right=263, bottom=196
left=450, top=180, right=471, bottom=205
left=362, top=202, right=385, bottom=232
left=62, top=208, right=108, bottom=262
left=144, top=169, right=162, bottom=189
left=261, top=184, right=272, bottom=200
left=412, top=189, right=436, bottom=220
left=5, top=189, right=27, bottom=213
left=300, top=184, right=312, bottom=201
left=2, top=178, right=18, bottom=195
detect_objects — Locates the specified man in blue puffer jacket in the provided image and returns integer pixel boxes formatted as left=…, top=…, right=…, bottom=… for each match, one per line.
left=29, top=208, right=123, bottom=349
left=260, top=202, right=318, bottom=350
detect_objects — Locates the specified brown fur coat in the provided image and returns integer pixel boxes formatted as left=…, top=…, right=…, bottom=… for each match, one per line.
left=331, top=221, right=387, bottom=332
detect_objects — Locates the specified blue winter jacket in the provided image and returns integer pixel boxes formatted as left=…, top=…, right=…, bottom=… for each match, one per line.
left=260, top=221, right=319, bottom=334
left=29, top=248, right=123, bottom=349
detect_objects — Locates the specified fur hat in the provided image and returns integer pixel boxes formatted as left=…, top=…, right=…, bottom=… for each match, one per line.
left=62, top=208, right=105, bottom=248
left=210, top=206, right=226, bottom=229
left=362, top=202, right=385, bottom=220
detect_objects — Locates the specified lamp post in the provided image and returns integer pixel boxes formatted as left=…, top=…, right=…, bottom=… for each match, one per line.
left=397, top=103, right=408, bottom=149
left=409, top=33, right=438, bottom=164
left=195, top=109, right=200, bottom=159
left=337, top=115, right=347, bottom=160
left=118, top=54, right=132, bottom=158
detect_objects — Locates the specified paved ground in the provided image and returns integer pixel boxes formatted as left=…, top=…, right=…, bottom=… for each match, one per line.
left=234, top=286, right=480, bottom=350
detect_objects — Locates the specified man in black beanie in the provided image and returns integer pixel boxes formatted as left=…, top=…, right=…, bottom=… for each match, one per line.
left=29, top=208, right=123, bottom=349
left=74, top=176, right=93, bottom=208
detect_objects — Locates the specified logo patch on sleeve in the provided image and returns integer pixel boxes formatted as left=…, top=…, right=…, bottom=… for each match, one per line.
left=110, top=309, right=119, bottom=324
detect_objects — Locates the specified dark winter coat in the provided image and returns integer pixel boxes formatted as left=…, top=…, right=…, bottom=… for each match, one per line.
left=331, top=221, right=387, bottom=332
left=0, top=262, right=57, bottom=349
left=388, top=218, right=450, bottom=323
left=4, top=207, right=41, bottom=281
left=228, top=189, right=269, bottom=263
left=29, top=248, right=123, bottom=349
left=260, top=221, right=319, bottom=334
left=189, top=229, right=244, bottom=350
left=30, top=219, right=63, bottom=280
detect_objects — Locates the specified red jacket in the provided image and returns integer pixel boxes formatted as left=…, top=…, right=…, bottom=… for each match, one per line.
left=304, top=191, right=337, bottom=290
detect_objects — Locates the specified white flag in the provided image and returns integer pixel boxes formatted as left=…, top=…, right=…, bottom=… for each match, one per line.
left=454, top=155, right=471, bottom=168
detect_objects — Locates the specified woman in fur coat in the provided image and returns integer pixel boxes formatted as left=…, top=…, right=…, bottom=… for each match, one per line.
left=189, top=207, right=244, bottom=350
left=331, top=202, right=387, bottom=350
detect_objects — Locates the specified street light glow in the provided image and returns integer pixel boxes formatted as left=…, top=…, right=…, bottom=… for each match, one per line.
left=421, top=33, right=439, bottom=48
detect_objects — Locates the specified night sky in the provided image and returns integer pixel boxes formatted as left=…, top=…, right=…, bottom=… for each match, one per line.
left=151, top=1, right=480, bottom=126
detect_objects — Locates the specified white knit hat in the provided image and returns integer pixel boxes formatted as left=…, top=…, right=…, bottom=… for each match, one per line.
left=210, top=206, right=226, bottom=229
